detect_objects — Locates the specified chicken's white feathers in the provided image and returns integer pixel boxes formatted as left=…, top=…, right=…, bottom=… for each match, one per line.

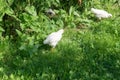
left=43, top=29, right=64, bottom=48
left=91, top=8, right=112, bottom=19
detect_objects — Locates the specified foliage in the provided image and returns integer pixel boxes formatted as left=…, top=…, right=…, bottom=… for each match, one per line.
left=0, top=0, right=120, bottom=80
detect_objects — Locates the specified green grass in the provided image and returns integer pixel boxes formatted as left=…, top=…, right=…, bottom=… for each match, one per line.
left=0, top=0, right=120, bottom=80
left=0, top=21, right=120, bottom=80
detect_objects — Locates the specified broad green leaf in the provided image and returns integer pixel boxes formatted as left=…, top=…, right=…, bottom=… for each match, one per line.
left=7, top=0, right=14, bottom=6
left=0, top=27, right=4, bottom=32
left=0, top=0, right=17, bottom=21
left=56, top=0, right=60, bottom=3
left=56, top=19, right=64, bottom=27
left=0, top=0, right=14, bottom=14
left=0, top=13, right=4, bottom=21
left=0, top=0, right=6, bottom=9
left=25, top=5, right=37, bottom=16
left=69, top=6, right=74, bottom=16
left=10, top=74, right=14, bottom=79
left=19, top=44, right=26, bottom=50
left=73, top=11, right=80, bottom=17
left=20, top=23, right=26, bottom=30
left=16, top=29, right=22, bottom=36
left=5, top=7, right=14, bottom=16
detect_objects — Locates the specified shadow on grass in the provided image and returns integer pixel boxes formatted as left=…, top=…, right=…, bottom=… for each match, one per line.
left=0, top=42, right=84, bottom=80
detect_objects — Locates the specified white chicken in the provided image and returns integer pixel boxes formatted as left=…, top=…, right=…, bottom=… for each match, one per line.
left=91, top=8, right=112, bottom=19
left=43, top=29, right=64, bottom=48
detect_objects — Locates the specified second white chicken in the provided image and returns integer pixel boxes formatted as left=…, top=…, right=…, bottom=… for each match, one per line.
left=43, top=29, right=64, bottom=48
left=91, top=8, right=112, bottom=19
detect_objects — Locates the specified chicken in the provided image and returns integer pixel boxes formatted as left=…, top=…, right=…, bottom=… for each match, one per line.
left=46, top=9, right=55, bottom=18
left=43, top=29, right=64, bottom=48
left=91, top=8, right=112, bottom=19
